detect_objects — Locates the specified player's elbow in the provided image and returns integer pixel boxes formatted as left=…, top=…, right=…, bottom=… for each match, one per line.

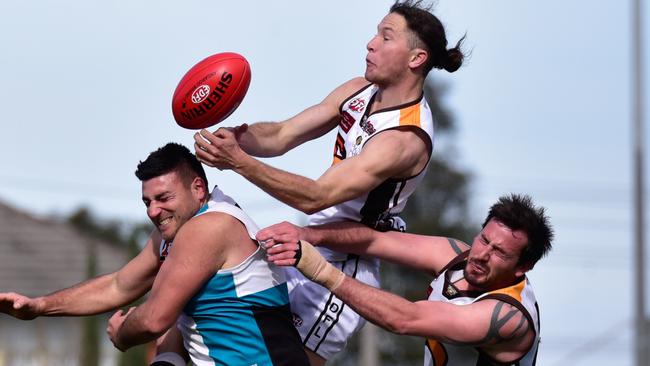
left=142, top=314, right=175, bottom=337
left=383, top=316, right=413, bottom=336
left=382, top=306, right=421, bottom=336
left=298, top=200, right=330, bottom=215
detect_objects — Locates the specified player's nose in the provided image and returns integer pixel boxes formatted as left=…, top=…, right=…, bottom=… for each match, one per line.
left=366, top=34, right=378, bottom=51
left=147, top=203, right=162, bottom=219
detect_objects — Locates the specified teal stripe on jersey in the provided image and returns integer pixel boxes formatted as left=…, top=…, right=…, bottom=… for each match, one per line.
left=184, top=272, right=290, bottom=366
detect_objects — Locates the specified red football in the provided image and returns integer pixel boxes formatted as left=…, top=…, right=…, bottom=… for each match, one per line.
left=172, top=52, right=251, bottom=129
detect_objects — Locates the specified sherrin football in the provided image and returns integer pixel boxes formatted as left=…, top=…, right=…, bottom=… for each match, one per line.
left=172, top=52, right=251, bottom=129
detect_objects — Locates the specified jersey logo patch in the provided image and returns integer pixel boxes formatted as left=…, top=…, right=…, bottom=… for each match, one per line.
left=292, top=313, right=303, bottom=328
left=360, top=116, right=376, bottom=135
left=348, top=98, right=366, bottom=112
left=339, top=111, right=355, bottom=133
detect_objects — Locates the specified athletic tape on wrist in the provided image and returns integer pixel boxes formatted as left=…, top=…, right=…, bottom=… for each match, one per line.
left=293, top=240, right=303, bottom=265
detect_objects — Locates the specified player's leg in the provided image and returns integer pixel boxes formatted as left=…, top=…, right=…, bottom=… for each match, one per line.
left=150, top=325, right=189, bottom=366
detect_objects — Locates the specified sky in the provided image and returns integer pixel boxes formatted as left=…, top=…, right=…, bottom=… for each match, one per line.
left=0, top=1, right=645, bottom=365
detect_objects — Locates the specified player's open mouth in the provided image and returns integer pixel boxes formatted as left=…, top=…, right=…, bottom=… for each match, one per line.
left=158, top=217, right=172, bottom=227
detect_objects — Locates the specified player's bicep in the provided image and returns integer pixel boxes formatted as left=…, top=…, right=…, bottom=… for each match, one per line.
left=408, top=299, right=534, bottom=349
left=113, top=232, right=161, bottom=298
left=363, top=232, right=469, bottom=274
left=144, top=217, right=228, bottom=325
left=315, top=131, right=425, bottom=204
left=279, top=103, right=340, bottom=150
left=280, top=78, right=370, bottom=148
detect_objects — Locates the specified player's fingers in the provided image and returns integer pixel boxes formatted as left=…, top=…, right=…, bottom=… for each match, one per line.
left=268, top=257, right=297, bottom=267
left=266, top=242, right=300, bottom=255
left=255, top=228, right=273, bottom=242
left=270, top=232, right=300, bottom=245
left=214, top=127, right=235, bottom=137
left=194, top=131, right=214, bottom=149
left=260, top=239, right=275, bottom=249
left=194, top=143, right=221, bottom=163
left=267, top=249, right=298, bottom=260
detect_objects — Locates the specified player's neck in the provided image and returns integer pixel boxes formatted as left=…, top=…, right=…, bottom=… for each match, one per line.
left=372, top=79, right=423, bottom=111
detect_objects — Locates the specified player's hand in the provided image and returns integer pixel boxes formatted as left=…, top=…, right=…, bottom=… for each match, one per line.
left=194, top=128, right=251, bottom=170
left=0, top=292, right=43, bottom=320
left=258, top=222, right=307, bottom=266
left=257, top=221, right=304, bottom=248
left=263, top=240, right=303, bottom=266
left=107, top=307, right=135, bottom=352
left=268, top=240, right=345, bottom=291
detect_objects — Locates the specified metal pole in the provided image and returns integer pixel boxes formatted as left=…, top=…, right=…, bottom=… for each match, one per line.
left=633, top=0, right=647, bottom=365
left=359, top=323, right=380, bottom=366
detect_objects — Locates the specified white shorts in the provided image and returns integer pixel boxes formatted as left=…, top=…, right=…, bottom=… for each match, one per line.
left=285, top=254, right=380, bottom=360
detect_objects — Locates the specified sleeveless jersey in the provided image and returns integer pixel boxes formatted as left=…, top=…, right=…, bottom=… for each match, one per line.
left=309, top=83, right=435, bottom=261
left=424, top=253, right=541, bottom=366
left=161, top=187, right=309, bottom=366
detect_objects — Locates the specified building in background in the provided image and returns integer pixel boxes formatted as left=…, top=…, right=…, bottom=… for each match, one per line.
left=0, top=200, right=129, bottom=366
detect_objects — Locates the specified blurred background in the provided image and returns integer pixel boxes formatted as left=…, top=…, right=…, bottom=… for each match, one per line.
left=0, top=0, right=645, bottom=365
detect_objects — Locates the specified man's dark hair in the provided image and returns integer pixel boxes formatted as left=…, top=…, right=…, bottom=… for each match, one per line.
left=390, top=0, right=465, bottom=74
left=482, top=194, right=554, bottom=266
left=135, top=142, right=208, bottom=188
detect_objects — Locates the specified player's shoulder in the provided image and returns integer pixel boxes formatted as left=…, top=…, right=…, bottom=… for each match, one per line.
left=340, top=76, right=371, bottom=90
left=326, top=77, right=372, bottom=102
left=186, top=211, right=241, bottom=232
left=171, top=212, right=240, bottom=245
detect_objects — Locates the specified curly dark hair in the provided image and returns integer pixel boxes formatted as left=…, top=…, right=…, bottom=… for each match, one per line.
left=482, top=194, right=554, bottom=266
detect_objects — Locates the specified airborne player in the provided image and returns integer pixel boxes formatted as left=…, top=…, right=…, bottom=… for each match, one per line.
left=194, top=1, right=466, bottom=364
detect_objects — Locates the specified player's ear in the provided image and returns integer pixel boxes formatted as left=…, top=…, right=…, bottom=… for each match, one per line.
left=191, top=176, right=209, bottom=200
left=515, top=261, right=534, bottom=277
left=408, top=48, right=428, bottom=70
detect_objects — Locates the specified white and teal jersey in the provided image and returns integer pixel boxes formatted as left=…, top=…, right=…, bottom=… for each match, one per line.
left=170, top=187, right=309, bottom=366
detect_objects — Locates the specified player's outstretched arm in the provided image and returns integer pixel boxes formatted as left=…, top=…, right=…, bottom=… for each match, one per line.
left=260, top=221, right=469, bottom=274
left=0, top=233, right=160, bottom=319
left=195, top=124, right=429, bottom=214
left=207, top=77, right=370, bottom=157
left=266, top=240, right=535, bottom=363
left=0, top=292, right=44, bottom=320
left=334, top=280, right=536, bottom=363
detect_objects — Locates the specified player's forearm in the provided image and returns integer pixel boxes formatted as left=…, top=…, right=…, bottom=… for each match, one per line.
left=239, top=122, right=292, bottom=157
left=290, top=240, right=418, bottom=334
left=303, top=222, right=377, bottom=253
left=115, top=306, right=170, bottom=350
left=332, top=276, right=419, bottom=335
left=40, top=274, right=137, bottom=316
left=235, top=158, right=331, bottom=214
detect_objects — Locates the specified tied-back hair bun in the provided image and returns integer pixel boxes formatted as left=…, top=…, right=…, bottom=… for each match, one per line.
left=443, top=35, right=466, bottom=73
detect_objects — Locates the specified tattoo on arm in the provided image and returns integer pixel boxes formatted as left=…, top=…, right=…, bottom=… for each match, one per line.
left=447, top=301, right=531, bottom=347
left=447, top=238, right=464, bottom=254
